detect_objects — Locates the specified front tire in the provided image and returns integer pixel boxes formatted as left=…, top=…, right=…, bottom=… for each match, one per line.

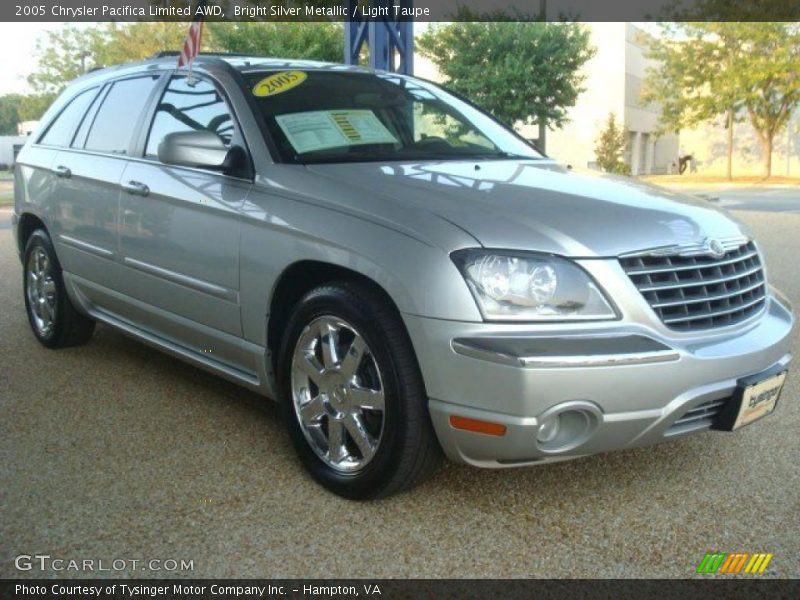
left=23, top=229, right=95, bottom=348
left=277, top=281, right=441, bottom=499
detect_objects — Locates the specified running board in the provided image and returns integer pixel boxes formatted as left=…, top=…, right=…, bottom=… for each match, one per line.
left=90, top=307, right=262, bottom=390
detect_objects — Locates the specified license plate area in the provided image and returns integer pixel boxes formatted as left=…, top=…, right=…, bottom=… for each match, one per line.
left=714, top=367, right=787, bottom=431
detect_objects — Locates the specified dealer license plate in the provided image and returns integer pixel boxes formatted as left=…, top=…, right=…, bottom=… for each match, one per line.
left=731, top=371, right=787, bottom=430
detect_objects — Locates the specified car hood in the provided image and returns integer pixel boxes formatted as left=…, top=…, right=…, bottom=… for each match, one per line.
left=305, top=160, right=750, bottom=257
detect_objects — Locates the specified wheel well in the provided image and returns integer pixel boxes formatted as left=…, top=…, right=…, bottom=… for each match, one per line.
left=266, top=261, right=401, bottom=370
left=17, top=213, right=47, bottom=255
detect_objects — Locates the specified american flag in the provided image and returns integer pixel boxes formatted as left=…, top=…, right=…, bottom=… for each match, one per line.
left=177, top=0, right=206, bottom=69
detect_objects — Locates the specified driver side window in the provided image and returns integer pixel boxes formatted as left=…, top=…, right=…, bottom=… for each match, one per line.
left=145, top=76, right=234, bottom=158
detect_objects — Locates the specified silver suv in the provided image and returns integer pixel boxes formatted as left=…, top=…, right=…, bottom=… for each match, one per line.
left=13, top=55, right=794, bottom=498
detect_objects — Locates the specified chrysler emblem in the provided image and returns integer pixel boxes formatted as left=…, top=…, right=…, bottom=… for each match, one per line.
left=704, top=238, right=726, bottom=259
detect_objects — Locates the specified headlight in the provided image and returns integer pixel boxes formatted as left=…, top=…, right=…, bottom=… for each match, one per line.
left=451, top=250, right=617, bottom=322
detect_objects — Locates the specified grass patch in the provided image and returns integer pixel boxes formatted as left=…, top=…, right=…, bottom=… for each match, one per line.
left=0, top=192, right=13, bottom=206
left=0, top=170, right=13, bottom=181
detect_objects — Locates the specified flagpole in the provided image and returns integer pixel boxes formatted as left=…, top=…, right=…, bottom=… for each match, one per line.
left=187, top=11, right=204, bottom=86
left=178, top=0, right=206, bottom=86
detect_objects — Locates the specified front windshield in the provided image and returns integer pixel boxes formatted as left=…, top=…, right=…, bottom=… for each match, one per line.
left=244, top=70, right=543, bottom=164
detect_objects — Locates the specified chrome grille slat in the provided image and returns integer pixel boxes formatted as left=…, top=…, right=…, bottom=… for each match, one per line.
left=674, top=412, right=716, bottom=426
left=662, top=295, right=766, bottom=324
left=637, top=264, right=763, bottom=293
left=624, top=250, right=760, bottom=275
left=669, top=397, right=731, bottom=432
left=620, top=240, right=767, bottom=331
left=651, top=280, right=766, bottom=308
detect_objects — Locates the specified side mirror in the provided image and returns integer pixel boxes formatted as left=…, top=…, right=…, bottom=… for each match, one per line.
left=158, top=130, right=237, bottom=171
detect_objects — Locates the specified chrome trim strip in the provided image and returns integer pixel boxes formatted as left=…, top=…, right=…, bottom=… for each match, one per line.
left=59, top=234, right=114, bottom=258
left=89, top=306, right=260, bottom=387
left=619, top=235, right=749, bottom=259
left=451, top=339, right=680, bottom=369
left=122, top=256, right=238, bottom=303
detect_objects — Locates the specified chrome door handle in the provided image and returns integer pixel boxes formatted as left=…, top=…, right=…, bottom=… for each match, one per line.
left=121, top=180, right=149, bottom=197
left=54, top=165, right=71, bottom=179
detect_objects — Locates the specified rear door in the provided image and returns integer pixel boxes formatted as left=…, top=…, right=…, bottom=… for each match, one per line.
left=53, top=74, right=163, bottom=297
left=114, top=73, right=252, bottom=369
left=16, top=85, right=100, bottom=265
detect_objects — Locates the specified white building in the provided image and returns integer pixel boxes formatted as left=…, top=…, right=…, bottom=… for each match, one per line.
left=416, top=22, right=799, bottom=178
left=17, top=120, right=39, bottom=137
left=0, top=135, right=27, bottom=167
left=544, top=23, right=678, bottom=175
left=415, top=23, right=679, bottom=175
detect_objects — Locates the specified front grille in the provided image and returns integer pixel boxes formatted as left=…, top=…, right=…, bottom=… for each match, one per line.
left=666, top=396, right=730, bottom=435
left=619, top=241, right=767, bottom=331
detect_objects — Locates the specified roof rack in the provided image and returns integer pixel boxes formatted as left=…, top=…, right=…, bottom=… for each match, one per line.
left=149, top=51, right=254, bottom=59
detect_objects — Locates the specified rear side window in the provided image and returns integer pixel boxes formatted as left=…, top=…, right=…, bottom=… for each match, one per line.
left=145, top=76, right=234, bottom=157
left=38, top=87, right=98, bottom=147
left=84, top=75, right=160, bottom=155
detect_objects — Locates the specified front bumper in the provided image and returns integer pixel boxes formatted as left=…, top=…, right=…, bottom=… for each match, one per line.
left=403, top=294, right=794, bottom=467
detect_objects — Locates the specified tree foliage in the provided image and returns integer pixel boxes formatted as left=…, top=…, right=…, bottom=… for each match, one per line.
left=594, top=113, right=630, bottom=175
left=642, top=23, right=800, bottom=177
left=22, top=22, right=344, bottom=124
left=417, top=20, right=595, bottom=129
left=0, top=94, right=24, bottom=135
left=206, top=22, right=343, bottom=62
left=0, top=94, right=54, bottom=134
left=26, top=23, right=187, bottom=100
left=27, top=25, right=100, bottom=98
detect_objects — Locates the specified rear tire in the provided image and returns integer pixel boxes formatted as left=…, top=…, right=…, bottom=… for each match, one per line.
left=23, top=229, right=95, bottom=348
left=277, top=281, right=441, bottom=499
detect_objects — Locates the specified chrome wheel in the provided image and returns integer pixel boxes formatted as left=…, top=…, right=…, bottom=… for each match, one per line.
left=290, top=316, right=385, bottom=473
left=26, top=246, right=57, bottom=337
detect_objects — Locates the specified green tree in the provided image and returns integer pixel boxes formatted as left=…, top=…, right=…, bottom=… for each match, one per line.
left=594, top=113, right=630, bottom=175
left=0, top=93, right=54, bottom=131
left=643, top=23, right=800, bottom=178
left=27, top=25, right=100, bottom=96
left=207, top=22, right=343, bottom=62
left=17, top=95, right=53, bottom=122
left=417, top=20, right=595, bottom=131
left=0, top=94, right=24, bottom=135
left=26, top=23, right=208, bottom=118
left=733, top=23, right=800, bottom=177
left=94, top=22, right=188, bottom=66
left=642, top=24, right=741, bottom=179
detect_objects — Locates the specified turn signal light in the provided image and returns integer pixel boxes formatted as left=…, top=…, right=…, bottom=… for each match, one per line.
left=449, top=415, right=507, bottom=436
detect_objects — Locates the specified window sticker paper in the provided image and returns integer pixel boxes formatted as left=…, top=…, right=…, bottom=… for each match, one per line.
left=275, top=109, right=398, bottom=154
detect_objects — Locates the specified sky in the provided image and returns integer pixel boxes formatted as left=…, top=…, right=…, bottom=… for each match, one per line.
left=0, top=22, right=91, bottom=95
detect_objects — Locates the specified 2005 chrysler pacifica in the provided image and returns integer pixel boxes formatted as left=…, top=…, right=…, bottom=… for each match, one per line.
left=13, top=55, right=794, bottom=498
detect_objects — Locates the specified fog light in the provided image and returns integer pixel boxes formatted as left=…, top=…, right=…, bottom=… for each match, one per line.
left=535, top=402, right=602, bottom=453
left=536, top=414, right=561, bottom=443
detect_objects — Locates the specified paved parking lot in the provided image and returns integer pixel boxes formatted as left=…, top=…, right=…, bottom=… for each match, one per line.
left=1, top=210, right=798, bottom=579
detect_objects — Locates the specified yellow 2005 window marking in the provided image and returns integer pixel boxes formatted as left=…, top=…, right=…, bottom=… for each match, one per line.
left=252, top=71, right=307, bottom=97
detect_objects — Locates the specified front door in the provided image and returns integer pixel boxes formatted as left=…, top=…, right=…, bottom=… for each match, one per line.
left=114, top=75, right=252, bottom=370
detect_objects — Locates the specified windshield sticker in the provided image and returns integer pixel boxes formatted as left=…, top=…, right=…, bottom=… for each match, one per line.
left=252, top=71, right=307, bottom=97
left=275, top=110, right=398, bottom=154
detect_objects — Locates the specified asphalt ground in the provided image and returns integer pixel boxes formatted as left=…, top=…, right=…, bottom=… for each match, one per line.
left=0, top=210, right=798, bottom=579
left=686, top=187, right=800, bottom=214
